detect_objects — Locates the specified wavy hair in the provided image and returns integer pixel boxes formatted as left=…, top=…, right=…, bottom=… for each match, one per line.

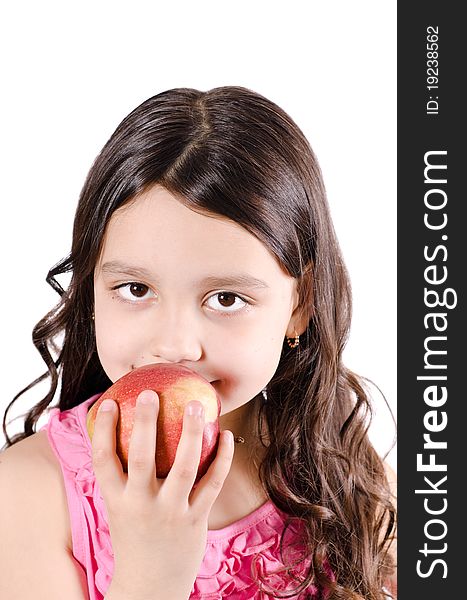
left=2, top=86, right=395, bottom=598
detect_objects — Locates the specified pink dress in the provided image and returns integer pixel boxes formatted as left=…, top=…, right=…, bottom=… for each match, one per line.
left=41, top=395, right=319, bottom=599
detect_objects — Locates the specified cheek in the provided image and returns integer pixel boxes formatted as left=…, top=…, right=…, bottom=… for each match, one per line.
left=94, top=311, right=138, bottom=382
left=250, top=335, right=285, bottom=375
left=241, top=311, right=290, bottom=377
left=215, top=321, right=285, bottom=385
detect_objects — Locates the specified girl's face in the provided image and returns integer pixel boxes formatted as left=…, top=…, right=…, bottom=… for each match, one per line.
left=93, top=185, right=301, bottom=419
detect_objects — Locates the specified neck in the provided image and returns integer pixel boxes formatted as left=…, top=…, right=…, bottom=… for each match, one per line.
left=209, top=394, right=269, bottom=527
left=219, top=393, right=262, bottom=442
left=219, top=393, right=268, bottom=484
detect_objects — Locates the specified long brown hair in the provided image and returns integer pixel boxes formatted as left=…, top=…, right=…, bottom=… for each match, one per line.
left=2, top=86, right=395, bottom=598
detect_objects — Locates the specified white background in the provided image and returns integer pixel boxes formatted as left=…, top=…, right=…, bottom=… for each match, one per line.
left=0, top=1, right=396, bottom=469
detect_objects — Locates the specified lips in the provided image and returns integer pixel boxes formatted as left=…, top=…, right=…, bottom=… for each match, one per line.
left=131, top=364, right=218, bottom=387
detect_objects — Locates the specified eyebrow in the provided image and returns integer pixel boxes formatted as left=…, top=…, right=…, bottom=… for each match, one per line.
left=100, top=260, right=270, bottom=290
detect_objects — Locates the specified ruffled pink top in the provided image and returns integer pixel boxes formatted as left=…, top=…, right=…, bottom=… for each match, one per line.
left=41, top=395, right=320, bottom=599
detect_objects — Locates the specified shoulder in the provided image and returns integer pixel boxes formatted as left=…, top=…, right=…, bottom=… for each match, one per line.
left=0, top=430, right=72, bottom=550
left=383, top=461, right=397, bottom=488
left=0, top=432, right=88, bottom=598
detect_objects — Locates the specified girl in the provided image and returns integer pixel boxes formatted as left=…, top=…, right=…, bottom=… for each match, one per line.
left=1, top=86, right=396, bottom=599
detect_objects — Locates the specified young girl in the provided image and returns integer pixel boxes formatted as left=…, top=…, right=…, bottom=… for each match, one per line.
left=1, top=86, right=396, bottom=599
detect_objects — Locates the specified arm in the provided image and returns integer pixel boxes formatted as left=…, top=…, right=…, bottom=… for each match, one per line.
left=0, top=439, right=89, bottom=600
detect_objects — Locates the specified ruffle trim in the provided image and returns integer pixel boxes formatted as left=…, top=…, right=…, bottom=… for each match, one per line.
left=192, top=509, right=316, bottom=598
left=44, top=396, right=319, bottom=599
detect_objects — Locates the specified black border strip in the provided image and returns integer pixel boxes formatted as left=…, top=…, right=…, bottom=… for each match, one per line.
left=398, top=4, right=464, bottom=596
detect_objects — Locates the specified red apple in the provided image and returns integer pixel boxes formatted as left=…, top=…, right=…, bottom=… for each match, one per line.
left=86, top=363, right=221, bottom=480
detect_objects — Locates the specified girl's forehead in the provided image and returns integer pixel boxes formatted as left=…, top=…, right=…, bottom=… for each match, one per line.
left=109, top=186, right=245, bottom=241
left=104, top=186, right=256, bottom=257
left=97, top=186, right=292, bottom=285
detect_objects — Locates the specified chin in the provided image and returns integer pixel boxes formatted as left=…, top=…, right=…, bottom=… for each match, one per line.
left=219, top=398, right=252, bottom=417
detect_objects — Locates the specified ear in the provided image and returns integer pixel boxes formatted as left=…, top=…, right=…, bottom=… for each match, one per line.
left=285, top=279, right=313, bottom=338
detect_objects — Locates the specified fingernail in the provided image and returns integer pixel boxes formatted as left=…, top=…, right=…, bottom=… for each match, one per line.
left=138, top=390, right=156, bottom=405
left=100, top=400, right=114, bottom=412
left=187, top=401, right=204, bottom=417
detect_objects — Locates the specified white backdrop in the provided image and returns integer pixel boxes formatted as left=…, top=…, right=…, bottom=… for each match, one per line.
left=0, top=1, right=396, bottom=469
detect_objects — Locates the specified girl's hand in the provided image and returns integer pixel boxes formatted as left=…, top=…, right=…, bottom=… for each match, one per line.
left=91, top=390, right=234, bottom=600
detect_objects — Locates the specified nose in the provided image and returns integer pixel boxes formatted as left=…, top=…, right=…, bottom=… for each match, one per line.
left=147, top=304, right=203, bottom=364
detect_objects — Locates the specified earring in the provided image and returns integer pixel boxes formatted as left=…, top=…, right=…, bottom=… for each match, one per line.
left=91, top=312, right=95, bottom=320
left=286, top=331, right=300, bottom=349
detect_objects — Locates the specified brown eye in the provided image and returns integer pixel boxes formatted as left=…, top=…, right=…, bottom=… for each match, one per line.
left=217, top=293, right=236, bottom=307
left=115, top=282, right=155, bottom=303
left=205, top=292, right=248, bottom=313
left=129, top=283, right=149, bottom=298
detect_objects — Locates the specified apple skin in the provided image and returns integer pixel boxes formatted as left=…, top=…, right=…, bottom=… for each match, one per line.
left=86, top=363, right=221, bottom=480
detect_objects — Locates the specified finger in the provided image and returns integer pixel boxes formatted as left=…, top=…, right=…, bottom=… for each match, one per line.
left=127, top=390, right=160, bottom=492
left=190, top=430, right=234, bottom=515
left=162, top=401, right=205, bottom=499
left=91, top=399, right=126, bottom=500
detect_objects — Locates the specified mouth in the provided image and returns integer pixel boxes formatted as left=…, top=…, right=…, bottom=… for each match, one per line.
left=130, top=364, right=219, bottom=386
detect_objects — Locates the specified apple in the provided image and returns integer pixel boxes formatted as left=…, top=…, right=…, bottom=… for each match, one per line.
left=86, top=363, right=221, bottom=480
